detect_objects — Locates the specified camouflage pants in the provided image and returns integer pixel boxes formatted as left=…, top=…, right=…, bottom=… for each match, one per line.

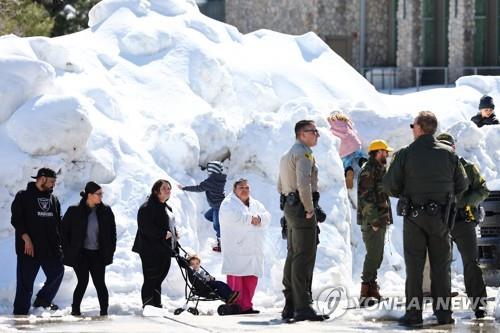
left=361, top=225, right=386, bottom=283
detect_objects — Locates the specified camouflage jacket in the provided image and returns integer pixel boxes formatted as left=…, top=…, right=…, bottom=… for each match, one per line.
left=357, top=157, right=393, bottom=227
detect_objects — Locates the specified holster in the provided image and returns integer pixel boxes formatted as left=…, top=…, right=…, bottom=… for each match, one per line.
left=396, top=196, right=411, bottom=216
left=285, top=192, right=300, bottom=206
left=279, top=194, right=286, bottom=211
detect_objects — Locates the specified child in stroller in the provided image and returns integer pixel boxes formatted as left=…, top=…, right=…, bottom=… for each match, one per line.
left=174, top=246, right=241, bottom=316
left=188, top=254, right=239, bottom=304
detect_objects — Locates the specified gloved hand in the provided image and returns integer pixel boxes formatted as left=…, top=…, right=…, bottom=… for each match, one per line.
left=465, top=205, right=475, bottom=222
left=315, top=205, right=327, bottom=222
left=280, top=216, right=288, bottom=240
left=312, top=192, right=326, bottom=222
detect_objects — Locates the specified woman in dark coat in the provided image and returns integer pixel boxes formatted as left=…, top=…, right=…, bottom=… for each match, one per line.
left=132, top=179, right=178, bottom=308
left=61, top=181, right=117, bottom=316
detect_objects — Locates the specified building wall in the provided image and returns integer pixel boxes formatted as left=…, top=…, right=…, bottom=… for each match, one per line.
left=396, top=0, right=422, bottom=87
left=224, top=0, right=489, bottom=88
left=315, top=0, right=359, bottom=67
left=448, top=0, right=475, bottom=82
left=364, top=0, right=393, bottom=67
left=225, top=0, right=317, bottom=35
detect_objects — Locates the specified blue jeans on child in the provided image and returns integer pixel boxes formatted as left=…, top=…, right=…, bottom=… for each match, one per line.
left=204, top=207, right=220, bottom=239
left=341, top=149, right=367, bottom=171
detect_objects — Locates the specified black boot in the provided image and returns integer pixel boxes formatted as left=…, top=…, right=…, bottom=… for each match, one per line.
left=474, top=309, right=486, bottom=319
left=281, top=300, right=294, bottom=320
left=71, top=304, right=81, bottom=316
left=293, top=306, right=328, bottom=322
left=398, top=311, right=423, bottom=327
left=33, top=297, right=59, bottom=311
left=435, top=311, right=454, bottom=325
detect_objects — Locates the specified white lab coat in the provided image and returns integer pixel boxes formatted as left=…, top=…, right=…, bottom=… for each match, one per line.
left=219, top=193, right=271, bottom=277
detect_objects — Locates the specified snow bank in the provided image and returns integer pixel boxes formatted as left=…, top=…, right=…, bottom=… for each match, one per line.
left=0, top=0, right=500, bottom=320
left=0, top=53, right=55, bottom=123
left=6, top=94, right=92, bottom=158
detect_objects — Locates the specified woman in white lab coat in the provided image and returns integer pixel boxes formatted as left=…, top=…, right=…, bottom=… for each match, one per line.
left=219, top=178, right=271, bottom=314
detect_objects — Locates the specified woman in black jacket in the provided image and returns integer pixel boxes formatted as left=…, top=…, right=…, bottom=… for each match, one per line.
left=62, top=182, right=117, bottom=316
left=132, top=179, right=178, bottom=308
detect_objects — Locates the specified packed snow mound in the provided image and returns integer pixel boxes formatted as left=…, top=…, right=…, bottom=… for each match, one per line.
left=0, top=55, right=55, bottom=122
left=29, top=37, right=84, bottom=73
left=0, top=0, right=500, bottom=318
left=6, top=94, right=93, bottom=157
left=88, top=0, right=198, bottom=27
left=456, top=75, right=500, bottom=97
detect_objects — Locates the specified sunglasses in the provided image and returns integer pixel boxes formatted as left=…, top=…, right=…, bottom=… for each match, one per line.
left=303, top=129, right=319, bottom=135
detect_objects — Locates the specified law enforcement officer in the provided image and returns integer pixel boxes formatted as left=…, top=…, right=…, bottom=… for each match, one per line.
left=357, top=139, right=393, bottom=306
left=278, top=120, right=326, bottom=322
left=383, top=111, right=467, bottom=326
left=436, top=132, right=489, bottom=319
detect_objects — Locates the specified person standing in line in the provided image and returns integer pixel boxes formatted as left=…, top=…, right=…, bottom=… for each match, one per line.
left=61, top=181, right=117, bottom=316
left=357, top=139, right=393, bottom=306
left=11, top=168, right=64, bottom=315
left=132, top=179, right=178, bottom=308
left=219, top=178, right=270, bottom=314
left=278, top=120, right=327, bottom=322
left=383, top=111, right=467, bottom=326
left=436, top=133, right=489, bottom=318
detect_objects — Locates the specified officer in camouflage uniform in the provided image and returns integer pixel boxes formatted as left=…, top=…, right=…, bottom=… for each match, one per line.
left=436, top=133, right=489, bottom=319
left=383, top=111, right=467, bottom=326
left=278, top=120, right=326, bottom=322
left=357, top=139, right=394, bottom=306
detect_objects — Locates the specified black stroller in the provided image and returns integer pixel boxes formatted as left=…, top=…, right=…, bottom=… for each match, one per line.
left=173, top=244, right=240, bottom=316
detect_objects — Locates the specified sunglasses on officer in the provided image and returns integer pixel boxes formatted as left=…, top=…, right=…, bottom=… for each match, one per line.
left=303, top=129, right=319, bottom=135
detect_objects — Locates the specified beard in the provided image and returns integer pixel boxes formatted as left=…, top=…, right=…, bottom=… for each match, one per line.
left=380, top=156, right=387, bottom=165
left=40, top=179, right=54, bottom=192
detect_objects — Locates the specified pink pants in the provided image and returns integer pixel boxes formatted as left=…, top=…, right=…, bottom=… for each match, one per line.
left=226, top=275, right=258, bottom=311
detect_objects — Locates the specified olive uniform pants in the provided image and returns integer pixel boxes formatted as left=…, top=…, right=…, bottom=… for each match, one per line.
left=451, top=219, right=487, bottom=311
left=283, top=201, right=317, bottom=311
left=403, top=211, right=452, bottom=315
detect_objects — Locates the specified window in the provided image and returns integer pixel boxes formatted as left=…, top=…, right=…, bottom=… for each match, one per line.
left=474, top=0, right=500, bottom=66
left=422, top=0, right=449, bottom=66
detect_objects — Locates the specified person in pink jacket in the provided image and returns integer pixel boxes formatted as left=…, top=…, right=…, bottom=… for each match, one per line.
left=327, top=111, right=367, bottom=189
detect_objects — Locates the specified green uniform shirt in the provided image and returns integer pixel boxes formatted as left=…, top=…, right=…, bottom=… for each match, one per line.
left=457, top=157, right=489, bottom=209
left=383, top=134, right=467, bottom=204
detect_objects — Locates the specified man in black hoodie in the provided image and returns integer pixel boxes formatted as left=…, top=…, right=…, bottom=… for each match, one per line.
left=11, top=168, right=64, bottom=315
left=178, top=161, right=227, bottom=252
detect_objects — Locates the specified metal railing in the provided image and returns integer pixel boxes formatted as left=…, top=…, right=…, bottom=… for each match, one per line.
left=362, top=66, right=500, bottom=93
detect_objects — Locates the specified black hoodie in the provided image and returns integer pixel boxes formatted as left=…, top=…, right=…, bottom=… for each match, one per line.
left=11, top=182, right=62, bottom=259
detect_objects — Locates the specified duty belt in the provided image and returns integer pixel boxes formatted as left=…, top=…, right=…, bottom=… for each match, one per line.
left=409, top=201, right=441, bottom=218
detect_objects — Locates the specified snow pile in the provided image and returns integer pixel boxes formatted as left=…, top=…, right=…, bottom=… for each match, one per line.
left=0, top=0, right=499, bottom=320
